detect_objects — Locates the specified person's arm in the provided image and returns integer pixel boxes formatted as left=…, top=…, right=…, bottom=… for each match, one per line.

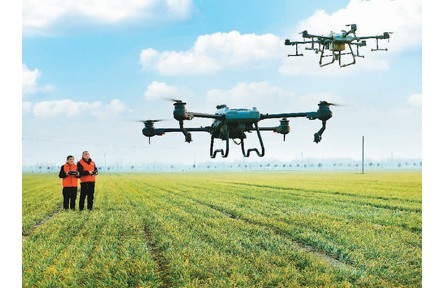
left=77, top=162, right=88, bottom=176
left=93, top=164, right=98, bottom=175
left=58, top=165, right=66, bottom=178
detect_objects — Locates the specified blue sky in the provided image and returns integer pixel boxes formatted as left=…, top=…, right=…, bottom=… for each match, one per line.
left=20, top=0, right=422, bottom=166
left=5, top=1, right=445, bottom=283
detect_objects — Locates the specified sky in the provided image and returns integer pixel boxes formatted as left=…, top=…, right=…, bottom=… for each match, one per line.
left=20, top=0, right=423, bottom=167
left=4, top=1, right=445, bottom=284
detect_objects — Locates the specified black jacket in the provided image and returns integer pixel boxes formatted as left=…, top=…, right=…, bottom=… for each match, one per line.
left=77, top=158, right=98, bottom=177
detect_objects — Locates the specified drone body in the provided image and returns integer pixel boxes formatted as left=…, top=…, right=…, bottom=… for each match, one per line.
left=285, top=24, right=391, bottom=67
left=141, top=100, right=335, bottom=158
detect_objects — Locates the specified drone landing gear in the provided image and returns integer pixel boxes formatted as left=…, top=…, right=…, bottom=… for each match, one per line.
left=319, top=43, right=357, bottom=67
left=240, top=123, right=265, bottom=157
left=287, top=43, right=304, bottom=57
left=371, top=38, right=388, bottom=52
left=210, top=125, right=229, bottom=158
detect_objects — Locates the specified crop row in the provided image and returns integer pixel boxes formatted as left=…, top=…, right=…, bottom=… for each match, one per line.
left=22, top=171, right=421, bottom=287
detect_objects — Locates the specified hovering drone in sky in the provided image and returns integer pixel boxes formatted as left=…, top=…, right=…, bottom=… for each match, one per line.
left=285, top=24, right=391, bottom=67
left=140, top=100, right=336, bottom=158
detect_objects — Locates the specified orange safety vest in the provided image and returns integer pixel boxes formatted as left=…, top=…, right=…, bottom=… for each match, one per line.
left=79, top=159, right=96, bottom=183
left=62, top=163, right=78, bottom=187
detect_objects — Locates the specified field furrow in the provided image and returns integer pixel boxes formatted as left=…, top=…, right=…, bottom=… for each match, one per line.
left=23, top=171, right=422, bottom=287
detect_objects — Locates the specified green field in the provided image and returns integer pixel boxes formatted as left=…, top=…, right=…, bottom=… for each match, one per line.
left=22, top=171, right=422, bottom=287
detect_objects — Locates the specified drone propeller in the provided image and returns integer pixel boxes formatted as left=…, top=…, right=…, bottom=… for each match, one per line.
left=167, top=98, right=185, bottom=103
left=319, top=101, right=342, bottom=107
left=136, top=119, right=165, bottom=127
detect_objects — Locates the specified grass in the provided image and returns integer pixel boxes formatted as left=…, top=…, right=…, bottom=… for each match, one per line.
left=22, top=171, right=421, bottom=287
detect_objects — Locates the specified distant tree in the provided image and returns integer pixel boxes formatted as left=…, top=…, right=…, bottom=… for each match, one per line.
left=318, top=163, right=322, bottom=168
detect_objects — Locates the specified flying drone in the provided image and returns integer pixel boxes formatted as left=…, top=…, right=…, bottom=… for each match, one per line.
left=140, top=100, right=336, bottom=158
left=284, top=24, right=391, bottom=67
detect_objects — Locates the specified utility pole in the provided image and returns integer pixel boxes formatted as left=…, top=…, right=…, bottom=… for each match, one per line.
left=361, top=136, right=365, bottom=174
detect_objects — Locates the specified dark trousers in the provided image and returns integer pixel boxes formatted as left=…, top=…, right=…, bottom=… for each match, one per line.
left=79, top=182, right=95, bottom=210
left=62, top=187, right=77, bottom=210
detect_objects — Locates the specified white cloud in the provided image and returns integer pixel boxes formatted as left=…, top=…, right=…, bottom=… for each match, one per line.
left=30, top=99, right=128, bottom=118
left=166, top=0, right=192, bottom=18
left=280, top=0, right=421, bottom=75
left=106, top=99, right=128, bottom=113
left=408, top=93, right=422, bottom=107
left=140, top=31, right=282, bottom=75
left=22, top=64, right=54, bottom=94
left=144, top=81, right=182, bottom=100
left=206, top=81, right=338, bottom=112
left=23, top=0, right=192, bottom=34
left=294, top=0, right=421, bottom=51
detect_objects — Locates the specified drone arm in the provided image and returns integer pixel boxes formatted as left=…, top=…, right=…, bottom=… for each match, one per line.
left=160, top=127, right=210, bottom=133
left=144, top=126, right=210, bottom=144
left=355, top=33, right=390, bottom=41
left=187, top=112, right=224, bottom=120
left=260, top=112, right=309, bottom=120
left=355, top=34, right=390, bottom=51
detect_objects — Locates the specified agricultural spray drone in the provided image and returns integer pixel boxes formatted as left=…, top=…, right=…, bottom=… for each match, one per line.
left=140, top=99, right=337, bottom=158
left=285, top=24, right=392, bottom=67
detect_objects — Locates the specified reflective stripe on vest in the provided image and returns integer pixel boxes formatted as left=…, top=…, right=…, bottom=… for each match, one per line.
left=62, top=163, right=78, bottom=187
left=79, top=159, right=96, bottom=183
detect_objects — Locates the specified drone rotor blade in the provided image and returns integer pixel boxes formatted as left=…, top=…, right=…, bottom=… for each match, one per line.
left=167, top=98, right=184, bottom=103
left=319, top=101, right=343, bottom=107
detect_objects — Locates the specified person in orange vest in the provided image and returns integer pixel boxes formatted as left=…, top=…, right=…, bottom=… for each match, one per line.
left=77, top=151, right=98, bottom=211
left=58, top=155, right=80, bottom=210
